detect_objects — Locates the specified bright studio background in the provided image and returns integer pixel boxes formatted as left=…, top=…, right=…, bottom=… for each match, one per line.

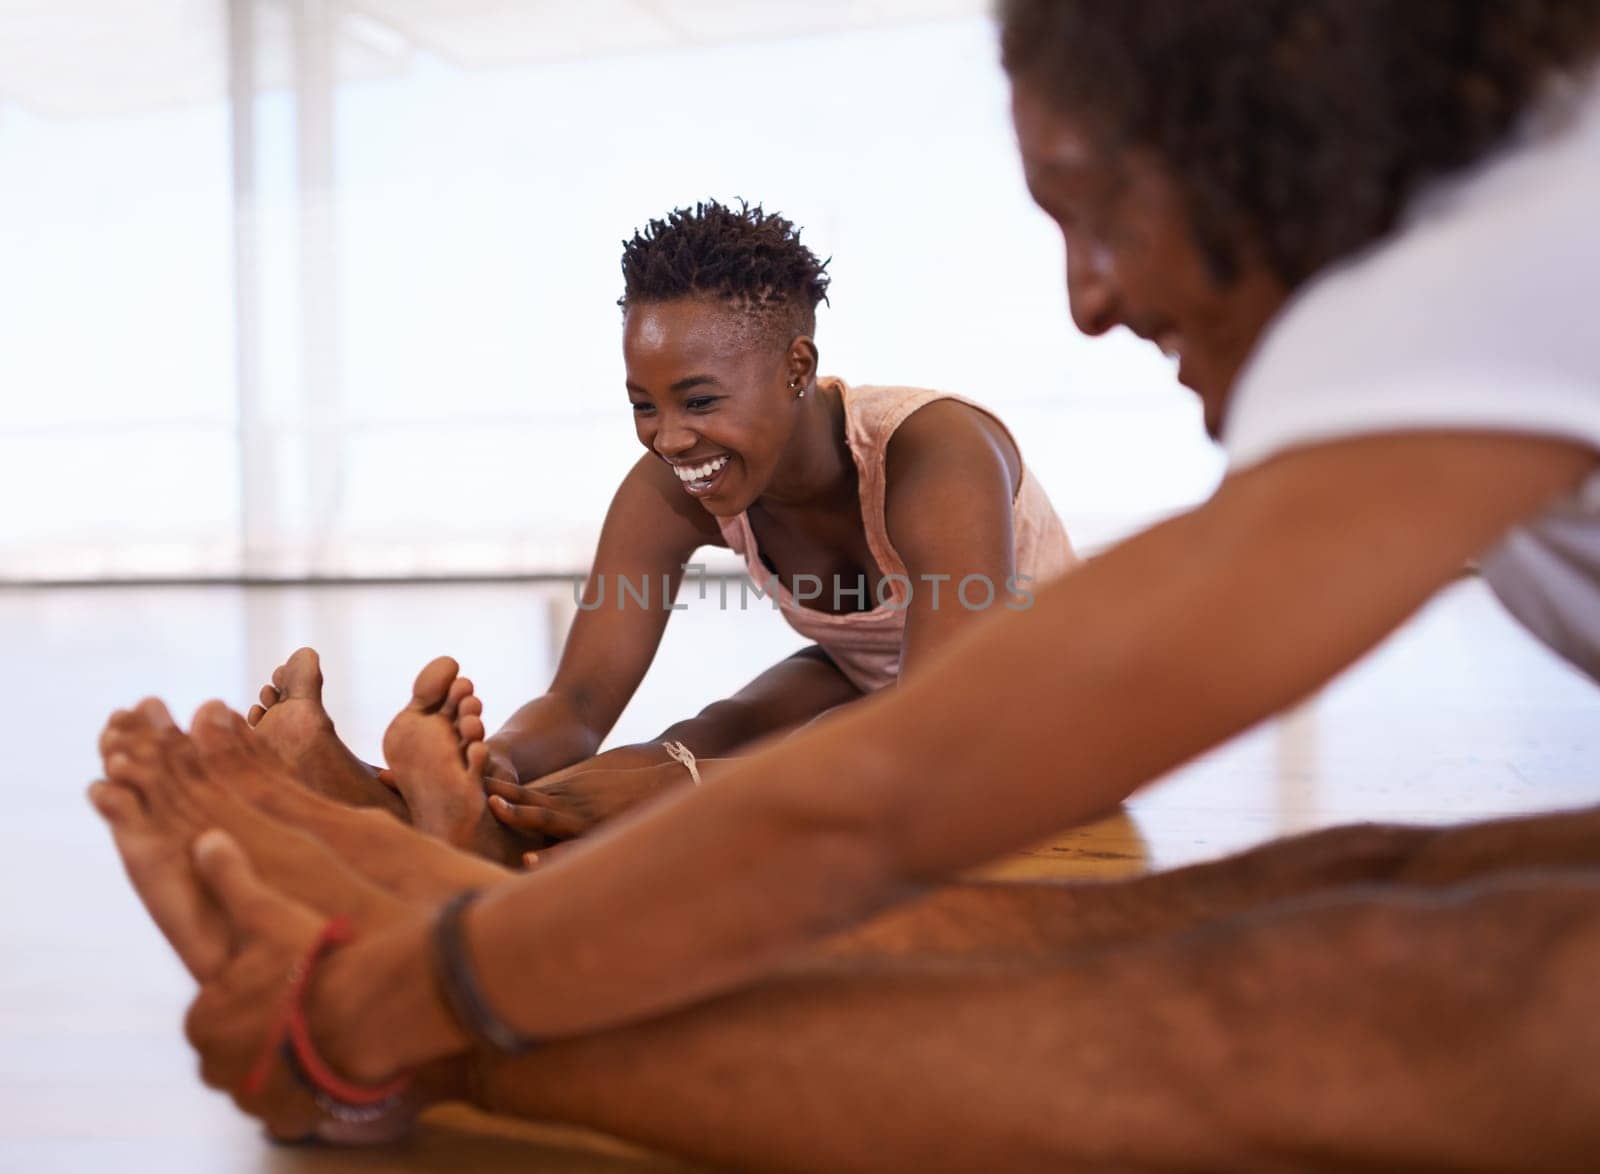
left=0, top=0, right=1216, bottom=582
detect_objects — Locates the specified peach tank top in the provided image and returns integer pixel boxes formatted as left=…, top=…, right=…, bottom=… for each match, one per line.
left=716, top=378, right=1077, bottom=693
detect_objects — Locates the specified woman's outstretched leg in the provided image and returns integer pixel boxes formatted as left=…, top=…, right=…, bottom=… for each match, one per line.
left=244, top=647, right=408, bottom=817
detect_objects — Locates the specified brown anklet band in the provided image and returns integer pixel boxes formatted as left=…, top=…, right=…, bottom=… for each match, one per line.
left=431, top=890, right=540, bottom=1055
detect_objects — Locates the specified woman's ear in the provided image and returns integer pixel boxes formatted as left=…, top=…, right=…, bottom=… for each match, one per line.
left=786, top=337, right=820, bottom=389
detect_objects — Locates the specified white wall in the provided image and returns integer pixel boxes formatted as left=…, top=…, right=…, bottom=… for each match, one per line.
left=0, top=13, right=1223, bottom=581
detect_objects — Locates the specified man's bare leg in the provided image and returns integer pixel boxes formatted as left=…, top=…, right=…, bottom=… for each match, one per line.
left=221, top=675, right=1600, bottom=958
left=93, top=747, right=1600, bottom=1170
left=827, top=820, right=1432, bottom=958
left=471, top=871, right=1600, bottom=1173
left=829, top=806, right=1600, bottom=960
left=245, top=647, right=407, bottom=819
left=1399, top=805, right=1600, bottom=883
left=117, top=682, right=1600, bottom=958
left=110, top=696, right=1600, bottom=960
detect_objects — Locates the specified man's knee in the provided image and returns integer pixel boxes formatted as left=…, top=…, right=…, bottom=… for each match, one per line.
left=1399, top=807, right=1600, bottom=885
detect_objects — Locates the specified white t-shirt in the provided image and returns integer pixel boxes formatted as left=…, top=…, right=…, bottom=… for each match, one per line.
left=1224, top=72, right=1600, bottom=682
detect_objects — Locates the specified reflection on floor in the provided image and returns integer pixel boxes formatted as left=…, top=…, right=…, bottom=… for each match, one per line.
left=2, top=577, right=1595, bottom=1169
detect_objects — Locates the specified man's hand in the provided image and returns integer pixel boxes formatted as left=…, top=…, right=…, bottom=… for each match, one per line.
left=183, top=830, right=419, bottom=1144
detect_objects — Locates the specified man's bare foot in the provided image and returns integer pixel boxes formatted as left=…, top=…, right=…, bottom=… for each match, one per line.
left=88, top=779, right=432, bottom=1145
left=89, top=769, right=229, bottom=982
left=246, top=647, right=407, bottom=820
left=99, top=699, right=408, bottom=933
left=381, top=657, right=502, bottom=851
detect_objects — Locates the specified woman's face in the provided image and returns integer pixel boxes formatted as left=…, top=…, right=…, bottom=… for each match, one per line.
left=623, top=297, right=805, bottom=517
left=1010, top=79, right=1288, bottom=437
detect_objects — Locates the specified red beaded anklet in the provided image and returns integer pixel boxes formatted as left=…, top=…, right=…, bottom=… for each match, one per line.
left=243, top=915, right=413, bottom=1113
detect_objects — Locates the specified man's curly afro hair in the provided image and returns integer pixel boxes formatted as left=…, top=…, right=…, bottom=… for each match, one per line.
left=618, top=200, right=831, bottom=347
left=999, top=0, right=1600, bottom=288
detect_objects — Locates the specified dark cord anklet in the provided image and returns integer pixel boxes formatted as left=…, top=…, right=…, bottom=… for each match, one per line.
left=431, top=890, right=541, bottom=1055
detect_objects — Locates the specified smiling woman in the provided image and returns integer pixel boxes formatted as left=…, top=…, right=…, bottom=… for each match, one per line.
left=440, top=200, right=1078, bottom=845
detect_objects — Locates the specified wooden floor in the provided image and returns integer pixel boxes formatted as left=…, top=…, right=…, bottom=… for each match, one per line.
left=2, top=577, right=1596, bottom=1170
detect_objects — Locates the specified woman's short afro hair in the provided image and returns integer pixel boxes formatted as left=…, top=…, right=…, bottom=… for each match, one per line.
left=618, top=199, right=832, bottom=347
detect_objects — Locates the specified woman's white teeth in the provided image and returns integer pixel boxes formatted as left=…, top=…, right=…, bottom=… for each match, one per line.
left=674, top=455, right=730, bottom=483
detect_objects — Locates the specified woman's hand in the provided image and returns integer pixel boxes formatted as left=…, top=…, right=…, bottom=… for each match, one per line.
left=485, top=761, right=691, bottom=840
left=479, top=742, right=522, bottom=790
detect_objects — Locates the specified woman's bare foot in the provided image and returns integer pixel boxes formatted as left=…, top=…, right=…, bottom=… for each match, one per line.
left=381, top=657, right=498, bottom=851
left=99, top=698, right=409, bottom=933
left=246, top=647, right=407, bottom=820
left=189, top=698, right=513, bottom=897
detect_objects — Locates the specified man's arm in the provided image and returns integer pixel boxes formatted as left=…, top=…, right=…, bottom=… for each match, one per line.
left=316, top=430, right=1597, bottom=1075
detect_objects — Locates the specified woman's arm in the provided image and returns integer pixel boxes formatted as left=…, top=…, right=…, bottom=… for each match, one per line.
left=551, top=645, right=858, bottom=771
left=483, top=454, right=721, bottom=782
left=313, top=430, right=1595, bottom=1076
left=484, top=400, right=1022, bottom=833
left=880, top=400, right=1025, bottom=678
left=485, top=647, right=863, bottom=838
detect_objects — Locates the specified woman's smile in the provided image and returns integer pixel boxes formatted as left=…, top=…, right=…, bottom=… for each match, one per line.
left=666, top=453, right=733, bottom=498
